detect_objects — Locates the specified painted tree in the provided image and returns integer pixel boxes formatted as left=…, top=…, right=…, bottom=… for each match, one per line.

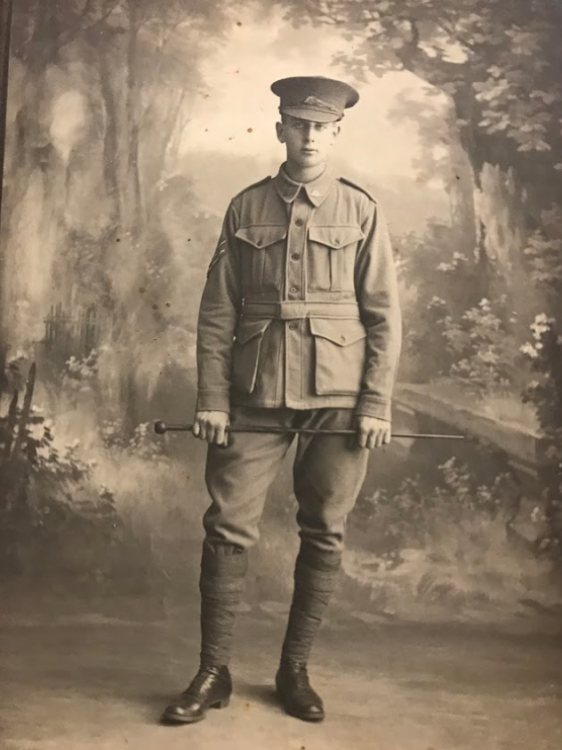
left=279, top=0, right=562, bottom=317
left=2, top=0, right=232, bottom=426
left=79, top=0, right=230, bottom=425
left=277, top=0, right=562, bottom=549
left=2, top=0, right=123, bottom=351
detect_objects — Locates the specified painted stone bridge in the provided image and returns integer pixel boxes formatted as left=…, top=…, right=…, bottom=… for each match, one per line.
left=391, top=382, right=547, bottom=480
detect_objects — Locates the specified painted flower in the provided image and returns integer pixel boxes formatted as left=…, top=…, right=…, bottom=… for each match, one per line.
left=520, top=342, right=538, bottom=358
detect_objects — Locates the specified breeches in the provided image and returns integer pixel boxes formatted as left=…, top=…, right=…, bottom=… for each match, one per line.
left=203, top=407, right=369, bottom=553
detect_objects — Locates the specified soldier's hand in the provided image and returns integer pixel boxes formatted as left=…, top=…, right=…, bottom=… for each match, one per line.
left=355, top=416, right=391, bottom=450
left=193, top=410, right=230, bottom=446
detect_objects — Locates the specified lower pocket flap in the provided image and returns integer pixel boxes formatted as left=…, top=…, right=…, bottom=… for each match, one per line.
left=309, top=318, right=366, bottom=346
left=235, top=318, right=271, bottom=345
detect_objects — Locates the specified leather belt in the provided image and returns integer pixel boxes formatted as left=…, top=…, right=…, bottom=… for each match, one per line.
left=241, top=300, right=361, bottom=320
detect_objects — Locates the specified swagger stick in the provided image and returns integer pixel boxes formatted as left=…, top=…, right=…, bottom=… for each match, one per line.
left=153, top=421, right=464, bottom=439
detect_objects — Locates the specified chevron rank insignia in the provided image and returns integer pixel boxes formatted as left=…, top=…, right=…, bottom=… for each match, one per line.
left=207, top=236, right=228, bottom=277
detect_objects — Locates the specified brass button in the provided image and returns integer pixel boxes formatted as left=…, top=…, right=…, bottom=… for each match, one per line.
left=291, top=253, right=301, bottom=260
left=340, top=335, right=346, bottom=342
left=288, top=323, right=298, bottom=330
left=256, top=238, right=262, bottom=246
left=295, top=218, right=304, bottom=227
left=334, top=238, right=340, bottom=246
left=289, top=286, right=298, bottom=293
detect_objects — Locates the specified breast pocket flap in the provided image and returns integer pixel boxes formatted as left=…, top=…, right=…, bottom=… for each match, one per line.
left=308, top=226, right=364, bottom=250
left=235, top=225, right=287, bottom=250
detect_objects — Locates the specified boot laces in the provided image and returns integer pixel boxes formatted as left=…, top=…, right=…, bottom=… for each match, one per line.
left=185, top=666, right=220, bottom=695
left=294, top=670, right=310, bottom=690
left=284, top=663, right=311, bottom=690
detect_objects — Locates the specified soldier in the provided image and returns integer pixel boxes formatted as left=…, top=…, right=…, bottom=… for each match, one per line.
left=162, top=76, right=402, bottom=725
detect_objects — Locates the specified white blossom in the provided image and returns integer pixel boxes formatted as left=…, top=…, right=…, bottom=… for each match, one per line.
left=520, top=342, right=538, bottom=358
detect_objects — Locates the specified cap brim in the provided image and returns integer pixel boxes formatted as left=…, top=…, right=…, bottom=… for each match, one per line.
left=280, top=106, right=342, bottom=123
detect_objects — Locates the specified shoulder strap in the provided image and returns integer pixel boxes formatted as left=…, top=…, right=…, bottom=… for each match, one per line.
left=338, top=176, right=377, bottom=203
left=232, top=175, right=272, bottom=200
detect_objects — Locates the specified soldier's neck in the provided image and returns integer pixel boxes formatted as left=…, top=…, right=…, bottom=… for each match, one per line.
left=284, top=161, right=328, bottom=184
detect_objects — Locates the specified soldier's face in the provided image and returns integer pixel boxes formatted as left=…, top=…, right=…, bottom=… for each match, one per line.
left=276, top=115, right=340, bottom=169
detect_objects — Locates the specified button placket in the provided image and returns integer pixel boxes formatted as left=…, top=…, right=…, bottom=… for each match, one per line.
left=284, top=195, right=310, bottom=404
left=285, top=198, right=308, bottom=300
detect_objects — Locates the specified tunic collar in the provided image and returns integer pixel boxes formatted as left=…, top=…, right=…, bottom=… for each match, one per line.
left=273, top=163, right=335, bottom=208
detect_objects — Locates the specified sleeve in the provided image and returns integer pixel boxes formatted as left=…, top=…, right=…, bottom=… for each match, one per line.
left=195, top=201, right=242, bottom=413
left=354, top=199, right=402, bottom=421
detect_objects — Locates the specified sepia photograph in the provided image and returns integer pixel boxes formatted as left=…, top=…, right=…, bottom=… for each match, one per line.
left=1, top=1, right=562, bottom=748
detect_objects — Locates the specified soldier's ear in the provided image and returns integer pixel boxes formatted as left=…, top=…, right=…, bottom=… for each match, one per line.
left=276, top=121, right=285, bottom=143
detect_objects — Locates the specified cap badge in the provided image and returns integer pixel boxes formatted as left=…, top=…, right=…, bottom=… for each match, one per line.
left=302, top=95, right=340, bottom=114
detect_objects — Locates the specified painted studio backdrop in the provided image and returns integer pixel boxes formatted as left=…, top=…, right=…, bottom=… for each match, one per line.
left=1, top=0, right=562, bottom=625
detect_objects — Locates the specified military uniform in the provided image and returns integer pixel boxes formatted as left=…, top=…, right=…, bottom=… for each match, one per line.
left=197, top=164, right=402, bottom=552
left=162, top=76, right=402, bottom=727
left=198, top=166, right=400, bottom=419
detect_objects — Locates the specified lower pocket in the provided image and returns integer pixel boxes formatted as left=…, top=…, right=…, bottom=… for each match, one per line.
left=309, top=318, right=366, bottom=395
left=231, top=318, right=271, bottom=394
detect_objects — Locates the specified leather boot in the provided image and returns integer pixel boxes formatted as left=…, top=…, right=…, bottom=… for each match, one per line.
left=161, top=665, right=232, bottom=724
left=275, top=660, right=324, bottom=722
left=161, top=542, right=247, bottom=725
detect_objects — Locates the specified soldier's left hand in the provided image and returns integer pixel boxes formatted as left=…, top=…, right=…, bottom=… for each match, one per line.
left=355, top=416, right=391, bottom=449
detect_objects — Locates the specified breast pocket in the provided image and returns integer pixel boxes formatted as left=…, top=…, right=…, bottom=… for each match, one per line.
left=235, top=225, right=287, bottom=292
left=309, top=318, right=367, bottom=395
left=307, top=226, right=364, bottom=292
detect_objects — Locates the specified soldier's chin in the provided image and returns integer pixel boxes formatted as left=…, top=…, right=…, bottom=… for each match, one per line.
left=297, top=152, right=321, bottom=166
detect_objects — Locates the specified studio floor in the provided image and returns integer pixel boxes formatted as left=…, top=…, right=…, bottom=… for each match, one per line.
left=1, top=595, right=562, bottom=750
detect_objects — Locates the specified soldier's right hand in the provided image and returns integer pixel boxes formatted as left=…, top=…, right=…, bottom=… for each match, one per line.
left=192, top=410, right=230, bottom=446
